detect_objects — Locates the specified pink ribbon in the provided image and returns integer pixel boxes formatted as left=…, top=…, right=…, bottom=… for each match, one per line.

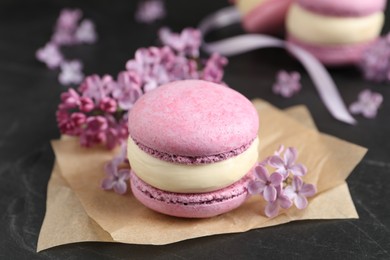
left=199, top=6, right=356, bottom=125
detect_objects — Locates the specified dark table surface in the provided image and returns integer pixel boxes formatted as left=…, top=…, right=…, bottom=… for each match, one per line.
left=1, top=0, right=390, bottom=259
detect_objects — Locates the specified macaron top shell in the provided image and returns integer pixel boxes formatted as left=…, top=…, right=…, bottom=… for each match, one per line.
left=298, top=0, right=386, bottom=17
left=128, top=80, right=259, bottom=158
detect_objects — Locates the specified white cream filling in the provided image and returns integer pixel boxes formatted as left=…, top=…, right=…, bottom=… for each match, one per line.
left=127, top=137, right=259, bottom=193
left=236, top=0, right=266, bottom=15
left=286, top=4, right=384, bottom=45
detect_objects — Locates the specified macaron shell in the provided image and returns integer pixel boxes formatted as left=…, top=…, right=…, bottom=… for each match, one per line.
left=242, top=0, right=293, bottom=34
left=288, top=35, right=377, bottom=66
left=128, top=80, right=259, bottom=157
left=130, top=170, right=253, bottom=218
left=297, top=0, right=386, bottom=17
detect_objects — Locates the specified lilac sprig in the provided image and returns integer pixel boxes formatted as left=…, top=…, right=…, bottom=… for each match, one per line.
left=248, top=145, right=316, bottom=218
left=36, top=8, right=97, bottom=86
left=57, top=28, right=228, bottom=149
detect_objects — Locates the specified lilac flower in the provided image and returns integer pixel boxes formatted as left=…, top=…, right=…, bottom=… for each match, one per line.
left=52, top=9, right=82, bottom=45
left=272, top=70, right=301, bottom=98
left=268, top=147, right=307, bottom=178
left=126, top=46, right=175, bottom=90
left=79, top=74, right=114, bottom=103
left=58, top=60, right=84, bottom=85
left=60, top=88, right=80, bottom=109
left=56, top=8, right=82, bottom=31
left=79, top=96, right=94, bottom=112
left=202, top=53, right=228, bottom=83
left=75, top=19, right=98, bottom=44
left=99, top=97, right=117, bottom=113
left=86, top=116, right=108, bottom=134
left=360, top=34, right=390, bottom=82
left=101, top=163, right=130, bottom=194
left=159, top=27, right=201, bottom=57
left=36, top=43, right=64, bottom=69
left=248, top=165, right=283, bottom=202
left=113, top=71, right=143, bottom=110
left=284, top=176, right=316, bottom=209
left=265, top=186, right=293, bottom=218
left=135, top=0, right=166, bottom=24
left=349, top=89, right=383, bottom=118
left=101, top=142, right=129, bottom=193
left=169, top=56, right=199, bottom=81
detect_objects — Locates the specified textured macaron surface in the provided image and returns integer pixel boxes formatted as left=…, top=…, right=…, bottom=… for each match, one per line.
left=298, top=0, right=386, bottom=17
left=128, top=80, right=259, bottom=158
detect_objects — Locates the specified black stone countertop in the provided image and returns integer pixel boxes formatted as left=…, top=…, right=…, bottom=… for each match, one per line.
left=1, top=0, right=389, bottom=259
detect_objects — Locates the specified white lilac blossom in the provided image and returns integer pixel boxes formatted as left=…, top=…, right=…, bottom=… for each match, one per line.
left=248, top=145, right=316, bottom=218
left=57, top=28, right=228, bottom=150
left=360, top=33, right=390, bottom=82
left=135, top=0, right=166, bottom=24
left=59, top=60, right=84, bottom=85
left=349, top=89, right=383, bottom=118
left=272, top=70, right=301, bottom=98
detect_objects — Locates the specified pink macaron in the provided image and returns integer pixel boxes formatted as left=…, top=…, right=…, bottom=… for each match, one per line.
left=127, top=80, right=260, bottom=218
left=286, top=0, right=386, bottom=66
left=236, top=0, right=294, bottom=34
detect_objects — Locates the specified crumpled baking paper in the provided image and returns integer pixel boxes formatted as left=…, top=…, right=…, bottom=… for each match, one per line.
left=37, top=100, right=366, bottom=251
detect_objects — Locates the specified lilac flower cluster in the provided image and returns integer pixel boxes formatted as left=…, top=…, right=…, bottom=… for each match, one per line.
left=272, top=70, right=302, bottom=98
left=36, top=9, right=97, bottom=85
left=57, top=28, right=228, bottom=151
left=360, top=33, right=390, bottom=82
left=135, top=0, right=166, bottom=24
left=248, top=145, right=316, bottom=218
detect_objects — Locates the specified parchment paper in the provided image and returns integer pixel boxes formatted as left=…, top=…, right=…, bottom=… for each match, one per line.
left=37, top=100, right=366, bottom=251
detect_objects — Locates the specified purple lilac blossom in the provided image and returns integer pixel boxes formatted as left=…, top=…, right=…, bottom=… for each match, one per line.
left=36, top=43, right=64, bottom=69
left=248, top=145, right=316, bottom=218
left=265, top=185, right=293, bottom=218
left=360, top=33, right=390, bottom=82
left=248, top=165, right=283, bottom=202
left=52, top=8, right=82, bottom=45
left=101, top=142, right=130, bottom=194
left=284, top=176, right=316, bottom=209
left=268, top=147, right=307, bottom=179
left=75, top=19, right=98, bottom=44
left=349, top=89, right=383, bottom=118
left=272, top=70, right=301, bottom=98
left=135, top=0, right=166, bottom=24
left=159, top=27, right=201, bottom=57
left=58, top=60, right=84, bottom=85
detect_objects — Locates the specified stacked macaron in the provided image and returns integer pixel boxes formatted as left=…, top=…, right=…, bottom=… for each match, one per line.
left=235, top=0, right=293, bottom=34
left=286, top=0, right=386, bottom=65
left=127, top=80, right=260, bottom=218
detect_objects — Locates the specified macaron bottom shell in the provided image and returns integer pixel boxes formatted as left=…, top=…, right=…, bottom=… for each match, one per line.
left=130, top=170, right=254, bottom=218
left=288, top=35, right=377, bottom=66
